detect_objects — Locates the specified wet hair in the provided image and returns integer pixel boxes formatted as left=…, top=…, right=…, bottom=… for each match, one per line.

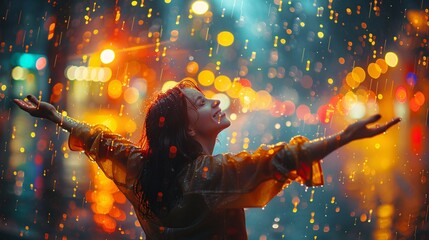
left=134, top=80, right=204, bottom=218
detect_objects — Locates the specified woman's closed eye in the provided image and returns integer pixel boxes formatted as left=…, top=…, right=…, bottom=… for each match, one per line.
left=197, top=98, right=206, bottom=107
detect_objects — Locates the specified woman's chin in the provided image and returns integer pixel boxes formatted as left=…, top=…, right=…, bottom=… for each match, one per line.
left=220, top=118, right=231, bottom=129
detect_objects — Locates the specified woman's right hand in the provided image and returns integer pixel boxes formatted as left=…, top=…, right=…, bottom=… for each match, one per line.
left=13, top=94, right=58, bottom=121
left=341, top=114, right=401, bottom=142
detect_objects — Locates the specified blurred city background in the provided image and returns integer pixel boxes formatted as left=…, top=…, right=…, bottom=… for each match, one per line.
left=0, top=0, right=428, bottom=239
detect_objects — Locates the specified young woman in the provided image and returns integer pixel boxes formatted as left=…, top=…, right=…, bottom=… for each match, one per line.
left=13, top=80, right=400, bottom=239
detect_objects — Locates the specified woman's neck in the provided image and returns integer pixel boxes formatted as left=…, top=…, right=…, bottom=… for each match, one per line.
left=194, top=135, right=217, bottom=155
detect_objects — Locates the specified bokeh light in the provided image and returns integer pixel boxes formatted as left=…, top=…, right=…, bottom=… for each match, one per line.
left=198, top=70, right=215, bottom=86
left=11, top=66, right=28, bottom=81
left=214, top=75, right=231, bottom=92
left=18, top=53, right=37, bottom=68
left=186, top=61, right=199, bottom=75
left=348, top=101, right=366, bottom=119
left=226, top=81, right=243, bottom=98
left=123, top=87, right=139, bottom=104
left=253, top=90, right=272, bottom=110
left=35, top=57, right=47, bottom=70
left=375, top=59, right=388, bottom=73
left=385, top=52, right=398, bottom=67
left=212, top=93, right=230, bottom=111
left=296, top=104, right=311, bottom=120
left=352, top=67, right=366, bottom=82
left=100, top=49, right=116, bottom=64
left=217, top=31, right=234, bottom=47
left=395, top=86, right=407, bottom=102
left=161, top=80, right=178, bottom=92
left=108, top=80, right=123, bottom=99
left=367, top=62, right=382, bottom=79
left=191, top=1, right=209, bottom=15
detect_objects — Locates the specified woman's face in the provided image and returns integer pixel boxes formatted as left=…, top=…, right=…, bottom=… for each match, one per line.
left=182, top=88, right=231, bottom=138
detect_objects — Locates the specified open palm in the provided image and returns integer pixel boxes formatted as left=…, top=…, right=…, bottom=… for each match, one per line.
left=343, top=114, right=401, bottom=141
left=13, top=95, right=56, bottom=119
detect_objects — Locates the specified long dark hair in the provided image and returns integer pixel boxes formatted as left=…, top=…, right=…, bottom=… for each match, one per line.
left=134, top=80, right=203, bottom=218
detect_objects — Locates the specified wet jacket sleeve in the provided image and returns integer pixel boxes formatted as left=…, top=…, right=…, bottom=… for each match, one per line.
left=68, top=123, right=143, bottom=190
left=181, top=136, right=323, bottom=209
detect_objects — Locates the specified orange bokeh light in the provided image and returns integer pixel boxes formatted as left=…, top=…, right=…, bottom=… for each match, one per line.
left=108, top=80, right=123, bottom=99
left=395, top=86, right=407, bottom=102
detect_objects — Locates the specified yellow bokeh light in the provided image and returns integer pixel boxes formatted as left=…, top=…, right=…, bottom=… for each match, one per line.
left=367, top=63, right=382, bottom=79
left=108, top=80, right=123, bottom=99
left=65, top=65, right=77, bottom=80
left=217, top=31, right=234, bottom=47
left=214, top=75, right=232, bottom=92
left=161, top=81, right=178, bottom=93
left=74, top=66, right=85, bottom=79
left=239, top=87, right=256, bottom=106
left=100, top=49, right=115, bottom=64
left=317, top=32, right=324, bottom=38
left=191, top=1, right=209, bottom=15
left=352, top=67, right=366, bottom=83
left=226, top=81, right=243, bottom=98
left=344, top=91, right=357, bottom=104
left=230, top=113, right=237, bottom=121
left=345, top=72, right=360, bottom=89
left=98, top=67, right=113, bottom=82
left=11, top=66, right=27, bottom=80
left=253, top=90, right=272, bottom=110
left=202, top=90, right=216, bottom=99
left=198, top=70, right=215, bottom=86
left=385, top=52, right=398, bottom=67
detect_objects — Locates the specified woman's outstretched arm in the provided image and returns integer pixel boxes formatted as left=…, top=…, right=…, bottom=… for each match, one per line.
left=302, top=114, right=401, bottom=163
left=13, top=94, right=143, bottom=191
left=182, top=114, right=401, bottom=209
left=13, top=94, right=77, bottom=132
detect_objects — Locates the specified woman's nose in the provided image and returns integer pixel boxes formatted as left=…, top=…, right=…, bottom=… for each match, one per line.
left=212, top=99, right=220, bottom=108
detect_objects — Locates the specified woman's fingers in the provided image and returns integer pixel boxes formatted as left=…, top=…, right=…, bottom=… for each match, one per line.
left=379, top=117, right=401, bottom=132
left=27, top=94, right=39, bottom=105
left=363, top=114, right=382, bottom=126
left=13, top=98, right=37, bottom=112
left=368, top=117, right=401, bottom=137
left=14, top=96, right=57, bottom=120
left=13, top=99, right=28, bottom=108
